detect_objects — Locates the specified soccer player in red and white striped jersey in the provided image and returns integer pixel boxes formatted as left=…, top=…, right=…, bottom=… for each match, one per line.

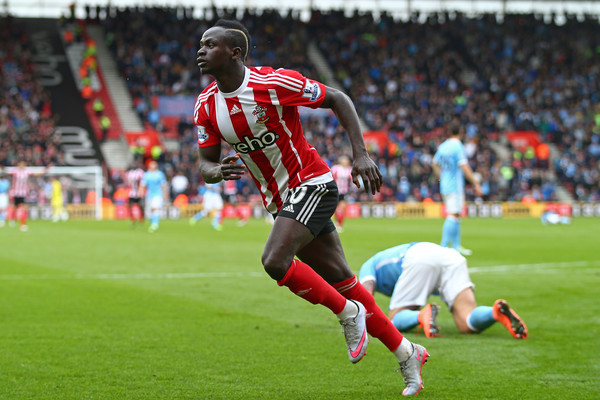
left=126, top=160, right=145, bottom=225
left=194, top=20, right=428, bottom=395
left=331, top=155, right=353, bottom=232
left=8, top=160, right=47, bottom=231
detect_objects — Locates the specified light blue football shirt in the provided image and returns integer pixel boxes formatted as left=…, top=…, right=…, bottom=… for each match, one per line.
left=358, top=243, right=417, bottom=297
left=0, top=178, right=9, bottom=194
left=433, top=138, right=467, bottom=195
left=142, top=170, right=166, bottom=199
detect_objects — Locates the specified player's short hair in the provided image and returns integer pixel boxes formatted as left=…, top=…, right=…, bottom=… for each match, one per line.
left=213, top=19, right=251, bottom=62
left=448, top=121, right=462, bottom=136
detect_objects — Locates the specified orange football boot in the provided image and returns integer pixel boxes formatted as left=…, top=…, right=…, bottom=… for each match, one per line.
left=417, top=303, right=441, bottom=338
left=492, top=299, right=528, bottom=339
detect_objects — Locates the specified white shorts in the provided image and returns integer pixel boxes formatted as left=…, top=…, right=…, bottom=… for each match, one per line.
left=147, top=196, right=164, bottom=210
left=203, top=192, right=223, bottom=212
left=389, top=242, right=474, bottom=311
left=442, top=192, right=465, bottom=215
left=0, top=193, right=8, bottom=209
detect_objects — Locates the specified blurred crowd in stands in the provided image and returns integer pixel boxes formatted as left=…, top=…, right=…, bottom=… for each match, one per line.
left=0, top=17, right=65, bottom=168
left=2, top=8, right=599, bottom=204
left=99, top=7, right=600, bottom=203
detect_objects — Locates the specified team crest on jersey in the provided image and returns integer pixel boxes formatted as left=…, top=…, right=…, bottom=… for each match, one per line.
left=302, top=80, right=321, bottom=102
left=252, top=106, right=270, bottom=124
left=197, top=126, right=209, bottom=144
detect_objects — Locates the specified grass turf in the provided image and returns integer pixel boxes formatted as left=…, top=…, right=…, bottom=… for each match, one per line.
left=0, top=217, right=599, bottom=399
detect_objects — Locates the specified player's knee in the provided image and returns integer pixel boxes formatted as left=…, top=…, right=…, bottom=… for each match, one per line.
left=261, top=251, right=290, bottom=281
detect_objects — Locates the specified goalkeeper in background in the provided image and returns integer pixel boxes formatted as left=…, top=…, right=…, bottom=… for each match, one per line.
left=51, top=176, right=68, bottom=222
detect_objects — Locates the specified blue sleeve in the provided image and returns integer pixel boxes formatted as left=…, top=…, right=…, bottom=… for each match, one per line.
left=359, top=259, right=376, bottom=283
left=456, top=142, right=467, bottom=164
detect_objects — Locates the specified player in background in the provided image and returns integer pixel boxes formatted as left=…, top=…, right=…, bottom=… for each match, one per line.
left=359, top=242, right=528, bottom=339
left=140, top=160, right=168, bottom=233
left=541, top=208, right=572, bottom=225
left=331, top=155, right=353, bottom=232
left=8, top=160, right=48, bottom=231
left=189, top=182, right=224, bottom=230
left=51, top=176, right=68, bottom=222
left=432, top=121, right=482, bottom=256
left=194, top=19, right=428, bottom=396
left=126, top=160, right=145, bottom=227
left=223, top=177, right=249, bottom=226
left=0, top=170, right=9, bottom=227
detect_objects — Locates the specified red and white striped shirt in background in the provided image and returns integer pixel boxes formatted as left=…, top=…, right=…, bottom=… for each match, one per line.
left=195, top=66, right=332, bottom=214
left=9, top=168, right=31, bottom=198
left=224, top=179, right=237, bottom=197
left=331, top=164, right=353, bottom=195
left=126, top=168, right=145, bottom=198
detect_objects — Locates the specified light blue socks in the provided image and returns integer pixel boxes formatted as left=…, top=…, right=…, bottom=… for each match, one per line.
left=391, top=309, right=421, bottom=331
left=441, top=215, right=460, bottom=248
left=466, top=306, right=495, bottom=332
left=151, top=210, right=160, bottom=226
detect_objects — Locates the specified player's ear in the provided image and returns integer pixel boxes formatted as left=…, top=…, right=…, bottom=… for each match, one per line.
left=231, top=46, right=243, bottom=62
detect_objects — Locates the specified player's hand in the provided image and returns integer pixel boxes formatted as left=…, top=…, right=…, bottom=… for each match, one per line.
left=351, top=154, right=382, bottom=195
left=220, top=153, right=246, bottom=180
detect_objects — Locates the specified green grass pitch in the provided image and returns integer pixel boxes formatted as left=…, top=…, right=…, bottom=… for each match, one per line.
left=1, top=217, right=599, bottom=399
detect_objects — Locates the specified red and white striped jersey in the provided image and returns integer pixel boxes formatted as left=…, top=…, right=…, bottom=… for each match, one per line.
left=331, top=164, right=353, bottom=195
left=194, top=66, right=331, bottom=213
left=9, top=168, right=31, bottom=198
left=223, top=179, right=237, bottom=196
left=126, top=168, right=145, bottom=198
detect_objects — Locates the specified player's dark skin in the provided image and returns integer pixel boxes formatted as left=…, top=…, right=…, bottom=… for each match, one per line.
left=197, top=26, right=382, bottom=283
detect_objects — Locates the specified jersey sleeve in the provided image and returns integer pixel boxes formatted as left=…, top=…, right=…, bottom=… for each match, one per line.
left=193, top=89, right=222, bottom=148
left=358, top=259, right=376, bottom=285
left=456, top=142, right=468, bottom=165
left=196, top=124, right=221, bottom=148
left=272, top=68, right=327, bottom=109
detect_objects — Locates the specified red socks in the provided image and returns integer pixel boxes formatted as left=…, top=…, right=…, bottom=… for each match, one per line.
left=131, top=204, right=144, bottom=222
left=277, top=259, right=346, bottom=315
left=16, top=206, right=27, bottom=227
left=277, top=264, right=403, bottom=353
left=334, top=275, right=403, bottom=352
left=335, top=210, right=344, bottom=227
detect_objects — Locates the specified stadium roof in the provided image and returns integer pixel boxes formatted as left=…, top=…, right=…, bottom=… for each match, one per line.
left=5, top=0, right=600, bottom=19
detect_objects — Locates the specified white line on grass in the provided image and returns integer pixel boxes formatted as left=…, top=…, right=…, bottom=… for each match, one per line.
left=468, top=260, right=600, bottom=273
left=0, top=271, right=266, bottom=280
left=1, top=260, right=599, bottom=280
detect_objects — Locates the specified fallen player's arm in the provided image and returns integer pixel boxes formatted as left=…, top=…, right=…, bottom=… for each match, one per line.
left=361, top=280, right=376, bottom=296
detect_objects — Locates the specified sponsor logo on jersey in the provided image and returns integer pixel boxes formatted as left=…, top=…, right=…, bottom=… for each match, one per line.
left=302, top=81, right=321, bottom=101
left=252, top=105, right=270, bottom=124
left=232, top=131, right=280, bottom=154
left=197, top=126, right=209, bottom=144
left=230, top=104, right=242, bottom=115
left=282, top=204, right=295, bottom=213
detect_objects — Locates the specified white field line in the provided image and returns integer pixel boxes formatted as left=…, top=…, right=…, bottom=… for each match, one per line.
left=0, top=260, right=599, bottom=280
left=0, top=271, right=266, bottom=280
left=468, top=260, right=600, bottom=273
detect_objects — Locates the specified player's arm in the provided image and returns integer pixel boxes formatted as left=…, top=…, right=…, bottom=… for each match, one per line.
left=198, top=144, right=246, bottom=183
left=139, top=176, right=147, bottom=197
left=431, top=161, right=441, bottom=179
left=320, top=86, right=382, bottom=195
left=460, top=162, right=482, bottom=197
left=361, top=279, right=376, bottom=296
left=358, top=260, right=377, bottom=296
left=162, top=181, right=169, bottom=203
